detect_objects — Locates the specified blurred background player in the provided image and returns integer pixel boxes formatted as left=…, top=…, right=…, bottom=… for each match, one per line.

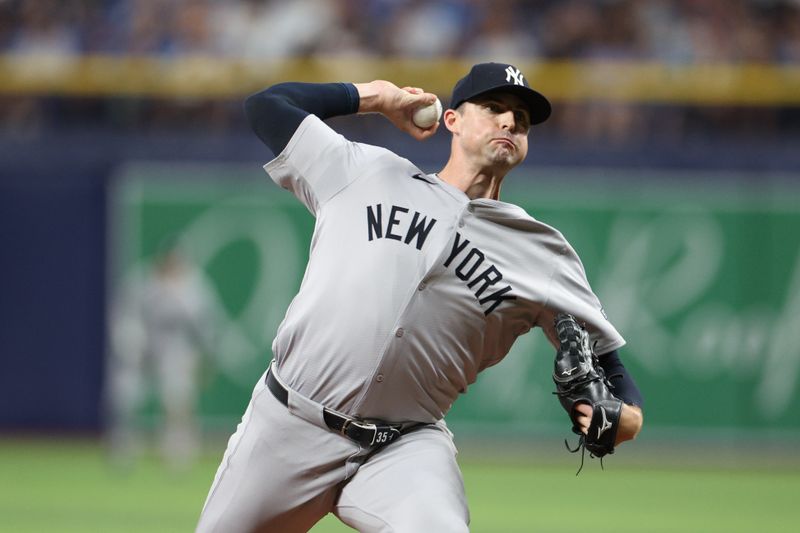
left=107, top=238, right=218, bottom=470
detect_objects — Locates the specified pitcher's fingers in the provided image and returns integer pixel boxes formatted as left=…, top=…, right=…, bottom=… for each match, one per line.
left=411, top=120, right=440, bottom=140
left=401, top=87, right=437, bottom=105
left=573, top=403, right=593, bottom=434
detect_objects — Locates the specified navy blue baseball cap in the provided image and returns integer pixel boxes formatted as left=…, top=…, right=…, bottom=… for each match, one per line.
left=450, top=62, right=551, bottom=125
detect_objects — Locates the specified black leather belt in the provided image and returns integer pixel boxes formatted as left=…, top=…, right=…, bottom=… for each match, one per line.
left=266, top=368, right=402, bottom=448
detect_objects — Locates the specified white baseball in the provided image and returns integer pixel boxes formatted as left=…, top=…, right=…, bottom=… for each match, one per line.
left=412, top=97, right=442, bottom=128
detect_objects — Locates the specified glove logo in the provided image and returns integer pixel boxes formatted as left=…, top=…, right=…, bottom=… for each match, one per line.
left=561, top=366, right=578, bottom=376
left=596, top=406, right=612, bottom=440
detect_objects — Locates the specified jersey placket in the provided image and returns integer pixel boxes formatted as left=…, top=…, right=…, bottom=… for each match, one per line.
left=349, top=203, right=475, bottom=418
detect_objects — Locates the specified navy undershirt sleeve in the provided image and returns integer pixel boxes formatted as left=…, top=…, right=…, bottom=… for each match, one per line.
left=598, top=350, right=644, bottom=408
left=244, top=82, right=360, bottom=156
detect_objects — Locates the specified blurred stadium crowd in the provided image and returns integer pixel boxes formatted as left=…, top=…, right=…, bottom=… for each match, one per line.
left=1, top=0, right=799, bottom=143
left=3, top=0, right=800, bottom=61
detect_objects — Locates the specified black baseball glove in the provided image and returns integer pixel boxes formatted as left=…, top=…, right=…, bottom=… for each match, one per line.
left=552, top=313, right=623, bottom=473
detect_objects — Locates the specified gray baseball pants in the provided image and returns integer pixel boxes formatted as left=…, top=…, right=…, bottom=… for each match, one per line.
left=196, top=368, right=469, bottom=532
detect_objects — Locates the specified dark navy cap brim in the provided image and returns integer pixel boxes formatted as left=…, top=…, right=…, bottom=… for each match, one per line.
left=456, top=84, right=552, bottom=125
left=449, top=62, right=552, bottom=125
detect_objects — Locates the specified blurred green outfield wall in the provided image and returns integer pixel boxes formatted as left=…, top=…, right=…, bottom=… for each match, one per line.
left=109, top=162, right=800, bottom=439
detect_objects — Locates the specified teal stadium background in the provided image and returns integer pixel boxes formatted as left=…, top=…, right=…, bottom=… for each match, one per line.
left=110, top=162, right=800, bottom=441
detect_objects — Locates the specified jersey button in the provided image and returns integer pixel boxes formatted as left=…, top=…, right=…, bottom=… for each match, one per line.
left=376, top=374, right=384, bottom=383
left=395, top=328, right=404, bottom=338
left=418, top=281, right=427, bottom=290
left=458, top=219, right=465, bottom=228
left=467, top=204, right=475, bottom=213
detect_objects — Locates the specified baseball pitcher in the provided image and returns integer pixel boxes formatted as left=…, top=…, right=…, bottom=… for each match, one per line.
left=196, top=62, right=644, bottom=532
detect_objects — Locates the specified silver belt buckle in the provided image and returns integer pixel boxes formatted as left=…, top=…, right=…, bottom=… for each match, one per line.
left=341, top=417, right=399, bottom=447
left=349, top=420, right=378, bottom=445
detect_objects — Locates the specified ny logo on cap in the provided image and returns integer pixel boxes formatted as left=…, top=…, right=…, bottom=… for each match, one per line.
left=505, top=66, right=524, bottom=86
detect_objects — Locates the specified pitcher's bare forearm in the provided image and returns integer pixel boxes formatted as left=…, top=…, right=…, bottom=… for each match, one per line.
left=616, top=404, right=643, bottom=445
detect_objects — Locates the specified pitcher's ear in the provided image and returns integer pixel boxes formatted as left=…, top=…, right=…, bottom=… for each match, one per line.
left=442, top=108, right=460, bottom=133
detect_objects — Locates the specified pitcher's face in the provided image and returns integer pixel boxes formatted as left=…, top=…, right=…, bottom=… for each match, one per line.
left=452, top=92, right=531, bottom=170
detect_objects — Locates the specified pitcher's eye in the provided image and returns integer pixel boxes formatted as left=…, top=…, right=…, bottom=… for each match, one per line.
left=514, top=110, right=530, bottom=128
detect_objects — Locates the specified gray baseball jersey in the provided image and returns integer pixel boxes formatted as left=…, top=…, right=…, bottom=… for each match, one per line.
left=197, top=112, right=625, bottom=533
left=265, top=114, right=625, bottom=424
